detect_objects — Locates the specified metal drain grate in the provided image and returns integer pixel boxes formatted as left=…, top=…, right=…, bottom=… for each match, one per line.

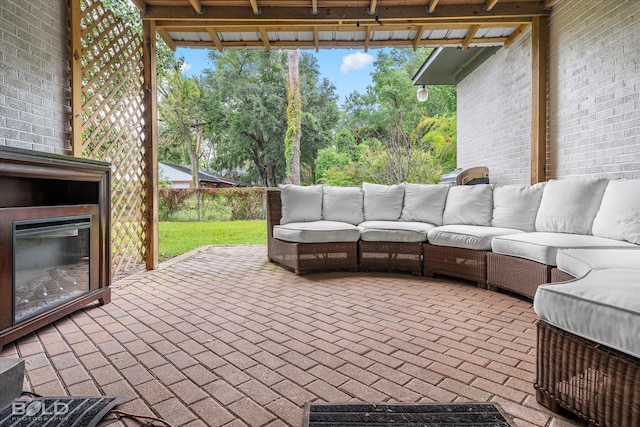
left=0, top=395, right=122, bottom=427
left=303, top=402, right=516, bottom=426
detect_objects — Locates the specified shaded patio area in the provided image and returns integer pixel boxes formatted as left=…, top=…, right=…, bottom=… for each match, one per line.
left=1, top=245, right=584, bottom=427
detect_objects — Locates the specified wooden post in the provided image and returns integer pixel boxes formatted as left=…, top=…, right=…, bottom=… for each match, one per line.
left=530, top=16, right=548, bottom=184
left=70, top=0, right=83, bottom=157
left=142, top=20, right=159, bottom=270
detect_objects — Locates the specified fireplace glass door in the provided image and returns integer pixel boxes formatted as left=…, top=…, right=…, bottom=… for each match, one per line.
left=13, top=216, right=92, bottom=324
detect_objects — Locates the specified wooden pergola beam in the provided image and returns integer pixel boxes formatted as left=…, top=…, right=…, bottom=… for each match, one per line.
left=313, top=26, right=319, bottom=51
left=504, top=23, right=527, bottom=48
left=484, top=0, right=500, bottom=12
left=530, top=16, right=548, bottom=184
left=188, top=0, right=202, bottom=14
left=462, top=24, right=480, bottom=49
left=142, top=20, right=159, bottom=270
left=369, top=0, right=378, bottom=15
left=259, top=26, right=271, bottom=51
left=249, top=0, right=261, bottom=15
left=156, top=18, right=533, bottom=31
left=142, top=4, right=549, bottom=21
left=413, top=25, right=424, bottom=50
left=311, top=0, right=318, bottom=15
left=157, top=28, right=177, bottom=50
left=207, top=28, right=224, bottom=52
left=70, top=0, right=83, bottom=158
left=427, top=0, right=440, bottom=13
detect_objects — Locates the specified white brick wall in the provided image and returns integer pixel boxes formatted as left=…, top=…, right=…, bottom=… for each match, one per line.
left=458, top=0, right=640, bottom=183
left=548, top=0, right=640, bottom=179
left=457, top=30, right=533, bottom=185
left=0, top=0, right=70, bottom=154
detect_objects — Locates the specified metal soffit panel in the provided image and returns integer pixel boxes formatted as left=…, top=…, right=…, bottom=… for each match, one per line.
left=134, top=0, right=554, bottom=51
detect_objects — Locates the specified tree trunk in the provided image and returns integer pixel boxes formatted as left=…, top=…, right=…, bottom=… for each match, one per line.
left=286, top=49, right=301, bottom=185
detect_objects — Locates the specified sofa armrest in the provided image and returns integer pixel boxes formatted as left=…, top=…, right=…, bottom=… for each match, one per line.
left=266, top=189, right=282, bottom=240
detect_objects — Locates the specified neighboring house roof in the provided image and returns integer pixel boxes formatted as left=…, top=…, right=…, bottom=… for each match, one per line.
left=159, top=162, right=248, bottom=187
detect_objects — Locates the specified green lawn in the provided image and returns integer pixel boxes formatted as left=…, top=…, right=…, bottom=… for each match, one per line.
left=159, top=220, right=267, bottom=261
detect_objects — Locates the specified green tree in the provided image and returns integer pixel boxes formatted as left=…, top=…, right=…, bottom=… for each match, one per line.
left=158, top=68, right=208, bottom=188
left=201, top=50, right=339, bottom=186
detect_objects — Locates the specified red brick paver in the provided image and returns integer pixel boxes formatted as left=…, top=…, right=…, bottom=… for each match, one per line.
left=0, top=245, right=586, bottom=427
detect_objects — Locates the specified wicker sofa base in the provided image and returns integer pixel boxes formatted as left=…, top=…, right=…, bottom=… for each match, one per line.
left=359, top=241, right=423, bottom=276
left=536, top=321, right=640, bottom=427
left=268, top=238, right=358, bottom=275
left=486, top=253, right=551, bottom=299
left=550, top=268, right=576, bottom=283
left=423, top=244, right=487, bottom=287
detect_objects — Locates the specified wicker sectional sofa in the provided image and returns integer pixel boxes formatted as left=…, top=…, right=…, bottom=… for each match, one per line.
left=266, top=179, right=640, bottom=426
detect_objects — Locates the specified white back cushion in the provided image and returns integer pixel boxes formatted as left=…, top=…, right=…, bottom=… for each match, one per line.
left=322, top=186, right=364, bottom=225
left=400, top=183, right=449, bottom=225
left=592, top=179, right=640, bottom=244
left=279, top=184, right=323, bottom=225
left=442, top=185, right=493, bottom=226
left=535, top=178, right=609, bottom=234
left=362, top=182, right=405, bottom=221
left=492, top=183, right=546, bottom=231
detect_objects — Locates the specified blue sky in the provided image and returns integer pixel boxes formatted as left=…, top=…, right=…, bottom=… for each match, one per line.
left=176, top=47, right=387, bottom=104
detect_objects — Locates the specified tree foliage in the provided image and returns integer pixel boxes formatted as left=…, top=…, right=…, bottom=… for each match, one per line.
left=196, top=50, right=339, bottom=186
left=320, top=48, right=458, bottom=185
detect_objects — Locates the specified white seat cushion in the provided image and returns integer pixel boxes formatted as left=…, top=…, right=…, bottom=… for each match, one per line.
left=442, top=185, right=493, bottom=226
left=534, top=268, right=640, bottom=359
left=535, top=178, right=608, bottom=234
left=592, top=179, right=640, bottom=245
left=556, top=248, right=640, bottom=278
left=427, top=225, right=524, bottom=251
left=322, top=186, right=364, bottom=225
left=362, top=182, right=405, bottom=221
left=279, top=184, right=323, bottom=225
left=358, top=221, right=435, bottom=243
left=492, top=183, right=545, bottom=232
left=492, top=232, right=638, bottom=265
left=400, top=183, right=449, bottom=226
left=273, top=221, right=360, bottom=243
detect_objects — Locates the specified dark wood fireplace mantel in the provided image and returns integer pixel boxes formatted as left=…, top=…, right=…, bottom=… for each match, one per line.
left=0, top=146, right=111, bottom=350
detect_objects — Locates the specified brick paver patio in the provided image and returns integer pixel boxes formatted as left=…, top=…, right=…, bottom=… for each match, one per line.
left=0, top=245, right=585, bottom=427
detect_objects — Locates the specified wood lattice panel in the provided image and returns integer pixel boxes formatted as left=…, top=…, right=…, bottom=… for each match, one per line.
left=78, top=0, right=147, bottom=275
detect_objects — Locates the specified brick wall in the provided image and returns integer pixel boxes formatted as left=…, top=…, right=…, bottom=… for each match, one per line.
left=547, top=0, right=640, bottom=179
left=457, top=30, right=533, bottom=185
left=0, top=0, right=70, bottom=154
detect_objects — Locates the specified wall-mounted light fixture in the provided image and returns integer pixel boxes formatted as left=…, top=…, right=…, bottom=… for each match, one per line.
left=416, top=85, right=429, bottom=102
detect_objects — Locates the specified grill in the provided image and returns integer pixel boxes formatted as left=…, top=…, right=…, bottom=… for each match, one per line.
left=440, top=166, right=489, bottom=185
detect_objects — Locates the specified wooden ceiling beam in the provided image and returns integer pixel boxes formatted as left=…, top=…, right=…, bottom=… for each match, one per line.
left=311, top=0, right=318, bottom=15
left=206, top=27, right=224, bottom=51
left=427, top=0, right=440, bottom=13
left=258, top=26, right=271, bottom=51
left=313, top=26, right=319, bottom=51
left=188, top=0, right=202, bottom=14
left=413, top=25, right=424, bottom=51
left=462, top=24, right=480, bottom=49
left=142, top=3, right=549, bottom=21
left=368, top=0, right=378, bottom=15
left=364, top=25, right=371, bottom=51
left=504, top=23, right=528, bottom=47
left=155, top=18, right=533, bottom=31
left=484, top=0, right=500, bottom=12
left=157, top=28, right=177, bottom=50
left=249, top=0, right=261, bottom=15
left=174, top=36, right=509, bottom=50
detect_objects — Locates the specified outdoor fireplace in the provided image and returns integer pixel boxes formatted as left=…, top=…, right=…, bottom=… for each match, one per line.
left=13, top=215, right=93, bottom=324
left=0, top=147, right=110, bottom=350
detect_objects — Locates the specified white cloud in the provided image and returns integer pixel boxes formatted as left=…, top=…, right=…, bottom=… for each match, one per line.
left=180, top=62, right=192, bottom=73
left=340, top=52, right=374, bottom=74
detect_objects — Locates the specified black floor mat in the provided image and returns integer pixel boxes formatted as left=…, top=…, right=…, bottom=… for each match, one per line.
left=303, top=402, right=516, bottom=426
left=0, top=395, right=122, bottom=427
